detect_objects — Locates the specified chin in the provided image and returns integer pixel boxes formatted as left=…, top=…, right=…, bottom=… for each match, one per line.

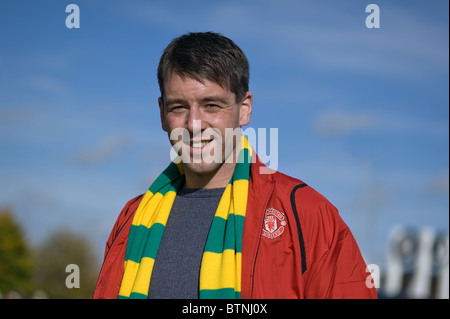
left=182, top=161, right=223, bottom=177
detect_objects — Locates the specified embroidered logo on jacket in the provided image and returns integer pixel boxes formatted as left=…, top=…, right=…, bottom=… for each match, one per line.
left=262, top=207, right=286, bottom=239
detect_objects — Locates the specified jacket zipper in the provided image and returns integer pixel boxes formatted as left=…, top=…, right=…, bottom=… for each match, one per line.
left=248, top=180, right=275, bottom=298
left=290, top=183, right=308, bottom=274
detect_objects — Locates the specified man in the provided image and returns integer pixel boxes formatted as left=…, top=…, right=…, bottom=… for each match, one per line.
left=93, top=32, right=377, bottom=299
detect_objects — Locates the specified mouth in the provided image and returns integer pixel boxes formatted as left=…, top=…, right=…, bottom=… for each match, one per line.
left=188, top=138, right=214, bottom=151
left=191, top=140, right=212, bottom=149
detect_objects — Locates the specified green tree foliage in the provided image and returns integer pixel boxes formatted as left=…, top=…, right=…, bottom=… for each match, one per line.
left=1, top=207, right=101, bottom=298
left=0, top=208, right=34, bottom=296
left=33, top=229, right=100, bottom=298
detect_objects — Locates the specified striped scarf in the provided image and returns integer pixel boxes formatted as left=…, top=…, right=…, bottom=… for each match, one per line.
left=118, top=136, right=252, bottom=299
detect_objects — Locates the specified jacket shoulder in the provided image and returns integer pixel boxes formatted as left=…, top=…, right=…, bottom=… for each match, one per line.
left=117, top=194, right=143, bottom=225
left=270, top=171, right=342, bottom=259
left=270, top=170, right=337, bottom=214
left=105, top=194, right=143, bottom=251
left=271, top=172, right=375, bottom=298
left=276, top=171, right=345, bottom=248
left=94, top=194, right=144, bottom=299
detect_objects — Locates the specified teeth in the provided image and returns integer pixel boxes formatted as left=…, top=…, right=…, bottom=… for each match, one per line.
left=192, top=141, right=210, bottom=148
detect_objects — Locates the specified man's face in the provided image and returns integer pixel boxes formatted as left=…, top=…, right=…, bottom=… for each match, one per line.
left=159, top=74, right=252, bottom=184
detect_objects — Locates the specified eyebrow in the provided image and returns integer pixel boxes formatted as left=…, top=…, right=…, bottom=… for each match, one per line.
left=164, top=95, right=231, bottom=106
left=200, top=96, right=230, bottom=105
left=164, top=98, right=186, bottom=106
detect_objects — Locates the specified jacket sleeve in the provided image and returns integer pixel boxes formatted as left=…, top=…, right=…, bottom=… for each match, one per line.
left=102, top=195, right=142, bottom=259
left=93, top=195, right=143, bottom=299
left=295, top=187, right=377, bottom=299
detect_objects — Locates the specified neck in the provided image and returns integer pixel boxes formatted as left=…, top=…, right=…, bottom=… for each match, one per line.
left=184, top=161, right=237, bottom=189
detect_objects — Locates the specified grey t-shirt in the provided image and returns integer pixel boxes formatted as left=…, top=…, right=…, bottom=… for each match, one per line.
left=148, top=187, right=225, bottom=299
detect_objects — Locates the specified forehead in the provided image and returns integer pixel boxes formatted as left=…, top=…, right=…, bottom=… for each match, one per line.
left=163, top=73, right=235, bottom=102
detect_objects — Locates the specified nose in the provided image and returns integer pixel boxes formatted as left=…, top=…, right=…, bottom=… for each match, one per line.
left=186, top=106, right=207, bottom=136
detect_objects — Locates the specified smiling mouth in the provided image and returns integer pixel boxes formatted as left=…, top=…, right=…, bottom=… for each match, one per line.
left=191, top=140, right=211, bottom=148
left=190, top=139, right=213, bottom=149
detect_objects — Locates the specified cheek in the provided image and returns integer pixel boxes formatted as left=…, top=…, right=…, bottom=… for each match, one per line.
left=211, top=111, right=241, bottom=128
left=164, top=115, right=184, bottom=130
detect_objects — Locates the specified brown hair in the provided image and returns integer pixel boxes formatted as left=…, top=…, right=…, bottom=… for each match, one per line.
left=157, top=32, right=250, bottom=103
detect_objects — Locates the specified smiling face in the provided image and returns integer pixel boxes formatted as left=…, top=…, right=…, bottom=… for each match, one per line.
left=159, top=74, right=252, bottom=189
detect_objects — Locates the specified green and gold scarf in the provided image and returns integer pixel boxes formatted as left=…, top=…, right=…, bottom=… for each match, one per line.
left=118, top=136, right=252, bottom=299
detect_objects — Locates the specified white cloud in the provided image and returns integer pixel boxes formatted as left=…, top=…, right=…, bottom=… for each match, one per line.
left=25, top=74, right=72, bottom=97
left=313, top=107, right=448, bottom=139
left=314, top=109, right=379, bottom=136
left=428, top=172, right=450, bottom=195
left=74, top=134, right=132, bottom=165
left=112, top=0, right=448, bottom=83
left=23, top=47, right=86, bottom=72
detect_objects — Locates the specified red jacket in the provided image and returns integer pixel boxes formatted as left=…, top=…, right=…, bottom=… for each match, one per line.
left=94, top=157, right=377, bottom=299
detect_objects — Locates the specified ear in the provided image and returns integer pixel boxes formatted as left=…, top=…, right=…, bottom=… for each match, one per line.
left=159, top=97, right=168, bottom=132
left=239, top=91, right=253, bottom=127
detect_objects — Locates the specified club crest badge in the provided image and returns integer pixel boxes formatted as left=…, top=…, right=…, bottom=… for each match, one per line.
left=262, top=207, right=287, bottom=239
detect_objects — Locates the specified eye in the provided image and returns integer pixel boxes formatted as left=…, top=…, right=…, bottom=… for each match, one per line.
left=169, top=105, right=186, bottom=113
left=204, top=104, right=221, bottom=111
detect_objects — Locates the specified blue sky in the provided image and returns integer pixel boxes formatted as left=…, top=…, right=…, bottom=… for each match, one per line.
left=0, top=0, right=448, bottom=268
